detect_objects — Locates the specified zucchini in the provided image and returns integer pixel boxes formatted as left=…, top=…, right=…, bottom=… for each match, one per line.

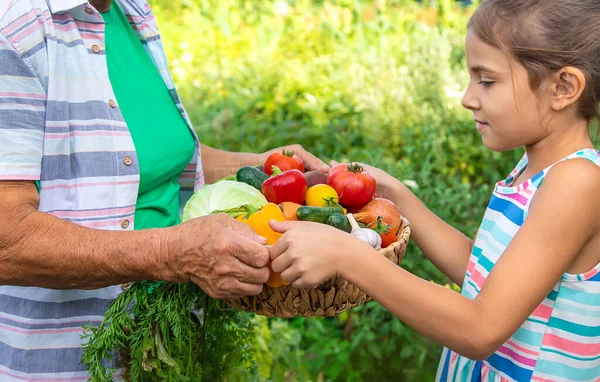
left=296, top=206, right=344, bottom=223
left=236, top=166, right=269, bottom=190
left=326, top=213, right=352, bottom=233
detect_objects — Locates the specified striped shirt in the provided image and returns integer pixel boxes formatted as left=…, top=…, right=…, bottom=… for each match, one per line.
left=0, top=0, right=203, bottom=379
left=437, top=149, right=600, bottom=382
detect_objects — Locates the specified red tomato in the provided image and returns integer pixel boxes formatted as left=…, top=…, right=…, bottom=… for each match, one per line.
left=264, top=149, right=305, bottom=175
left=379, top=229, right=397, bottom=248
left=367, top=216, right=397, bottom=248
left=327, top=163, right=376, bottom=207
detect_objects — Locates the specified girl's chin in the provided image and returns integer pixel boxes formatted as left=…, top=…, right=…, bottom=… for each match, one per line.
left=480, top=135, right=514, bottom=152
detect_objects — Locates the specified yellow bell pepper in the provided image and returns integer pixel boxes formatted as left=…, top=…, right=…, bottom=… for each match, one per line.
left=236, top=203, right=290, bottom=287
left=244, top=203, right=285, bottom=245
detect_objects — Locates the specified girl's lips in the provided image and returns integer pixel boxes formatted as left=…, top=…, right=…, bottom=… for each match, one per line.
left=476, top=121, right=489, bottom=131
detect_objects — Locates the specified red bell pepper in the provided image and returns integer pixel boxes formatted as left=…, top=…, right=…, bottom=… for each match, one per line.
left=261, top=166, right=307, bottom=205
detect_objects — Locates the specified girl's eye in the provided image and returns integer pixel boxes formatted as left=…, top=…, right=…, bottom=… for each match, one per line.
left=479, top=80, right=495, bottom=88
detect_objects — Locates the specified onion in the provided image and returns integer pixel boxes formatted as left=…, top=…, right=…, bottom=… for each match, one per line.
left=353, top=198, right=401, bottom=234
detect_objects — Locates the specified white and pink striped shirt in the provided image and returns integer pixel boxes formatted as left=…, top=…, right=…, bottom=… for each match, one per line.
left=0, top=0, right=203, bottom=379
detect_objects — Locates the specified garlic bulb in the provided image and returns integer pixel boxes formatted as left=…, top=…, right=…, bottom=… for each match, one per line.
left=347, top=214, right=382, bottom=250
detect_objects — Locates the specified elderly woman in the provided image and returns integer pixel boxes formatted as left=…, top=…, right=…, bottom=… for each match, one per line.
left=0, top=0, right=327, bottom=379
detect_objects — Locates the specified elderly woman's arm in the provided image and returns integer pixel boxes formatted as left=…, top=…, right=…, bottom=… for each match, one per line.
left=0, top=181, right=165, bottom=289
left=200, top=144, right=329, bottom=184
left=0, top=181, right=270, bottom=298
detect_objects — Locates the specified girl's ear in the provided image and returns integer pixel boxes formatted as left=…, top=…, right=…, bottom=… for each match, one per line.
left=550, top=67, right=586, bottom=112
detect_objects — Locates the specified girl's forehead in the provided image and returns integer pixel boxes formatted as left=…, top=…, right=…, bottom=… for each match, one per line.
left=465, top=32, right=511, bottom=74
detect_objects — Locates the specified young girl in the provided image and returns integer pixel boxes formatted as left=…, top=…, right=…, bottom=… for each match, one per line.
left=268, top=0, right=600, bottom=380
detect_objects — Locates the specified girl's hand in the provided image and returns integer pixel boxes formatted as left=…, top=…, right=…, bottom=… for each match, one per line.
left=268, top=220, right=356, bottom=288
left=329, top=160, right=400, bottom=200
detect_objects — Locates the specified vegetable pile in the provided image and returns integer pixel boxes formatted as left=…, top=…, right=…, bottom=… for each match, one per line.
left=228, top=149, right=404, bottom=287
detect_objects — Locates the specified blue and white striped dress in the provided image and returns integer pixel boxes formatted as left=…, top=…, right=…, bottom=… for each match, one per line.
left=437, top=148, right=600, bottom=381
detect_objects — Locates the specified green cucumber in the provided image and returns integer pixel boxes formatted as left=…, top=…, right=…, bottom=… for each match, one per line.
left=236, top=166, right=269, bottom=190
left=326, top=213, right=352, bottom=233
left=296, top=206, right=344, bottom=223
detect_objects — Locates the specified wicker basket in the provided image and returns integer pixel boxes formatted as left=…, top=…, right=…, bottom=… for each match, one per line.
left=225, top=216, right=411, bottom=318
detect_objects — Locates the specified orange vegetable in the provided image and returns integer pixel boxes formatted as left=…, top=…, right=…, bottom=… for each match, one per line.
left=354, top=198, right=401, bottom=234
left=279, top=202, right=302, bottom=221
left=246, top=203, right=285, bottom=245
left=369, top=216, right=396, bottom=248
left=267, top=261, right=289, bottom=288
left=240, top=203, right=290, bottom=287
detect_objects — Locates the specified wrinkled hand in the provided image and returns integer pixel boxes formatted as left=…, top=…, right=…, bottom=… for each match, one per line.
left=164, top=214, right=270, bottom=299
left=330, top=160, right=398, bottom=200
left=268, top=220, right=356, bottom=289
left=262, top=144, right=329, bottom=172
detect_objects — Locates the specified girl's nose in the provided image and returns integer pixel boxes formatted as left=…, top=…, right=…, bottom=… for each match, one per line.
left=461, top=84, right=480, bottom=111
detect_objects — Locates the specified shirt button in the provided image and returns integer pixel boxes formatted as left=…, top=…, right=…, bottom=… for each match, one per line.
left=123, top=156, right=132, bottom=166
left=108, top=99, right=116, bottom=108
left=85, top=7, right=94, bottom=15
left=91, top=45, right=100, bottom=54
left=121, top=219, right=130, bottom=229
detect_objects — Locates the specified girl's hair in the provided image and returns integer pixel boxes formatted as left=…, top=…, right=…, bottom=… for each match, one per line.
left=468, top=0, right=600, bottom=122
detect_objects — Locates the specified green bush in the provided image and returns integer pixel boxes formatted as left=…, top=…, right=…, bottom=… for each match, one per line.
left=150, top=1, right=523, bottom=380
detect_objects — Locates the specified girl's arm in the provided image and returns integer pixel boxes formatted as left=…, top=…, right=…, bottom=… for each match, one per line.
left=359, top=163, right=474, bottom=284
left=270, top=159, right=600, bottom=359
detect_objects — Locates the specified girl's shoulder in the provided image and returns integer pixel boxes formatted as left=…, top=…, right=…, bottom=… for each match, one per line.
left=514, top=149, right=600, bottom=240
left=497, top=148, right=600, bottom=196
left=544, top=150, right=600, bottom=188
left=529, top=151, right=600, bottom=230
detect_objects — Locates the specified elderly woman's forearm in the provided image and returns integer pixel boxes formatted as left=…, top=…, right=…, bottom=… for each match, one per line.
left=0, top=207, right=169, bottom=289
left=200, top=144, right=261, bottom=183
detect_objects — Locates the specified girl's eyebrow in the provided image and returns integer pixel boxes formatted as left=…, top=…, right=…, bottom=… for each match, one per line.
left=469, top=65, right=500, bottom=74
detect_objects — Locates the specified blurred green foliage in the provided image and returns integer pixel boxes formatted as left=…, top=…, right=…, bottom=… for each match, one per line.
left=148, top=0, right=526, bottom=380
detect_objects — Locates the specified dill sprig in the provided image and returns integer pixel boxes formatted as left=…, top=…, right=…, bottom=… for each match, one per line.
left=82, top=281, right=258, bottom=381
